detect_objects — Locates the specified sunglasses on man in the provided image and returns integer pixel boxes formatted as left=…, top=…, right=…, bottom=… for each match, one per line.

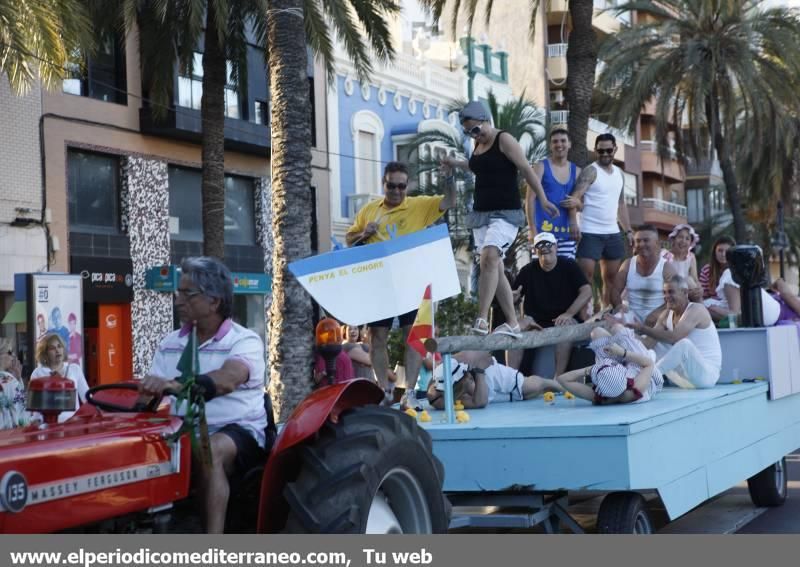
left=384, top=182, right=408, bottom=191
left=595, top=147, right=615, bottom=155
left=534, top=241, right=555, bottom=250
left=462, top=124, right=482, bottom=137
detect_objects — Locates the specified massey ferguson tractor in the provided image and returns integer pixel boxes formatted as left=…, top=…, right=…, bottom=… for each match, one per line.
left=0, top=319, right=449, bottom=534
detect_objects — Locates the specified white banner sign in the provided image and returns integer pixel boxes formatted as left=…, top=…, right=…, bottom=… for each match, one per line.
left=289, top=225, right=461, bottom=325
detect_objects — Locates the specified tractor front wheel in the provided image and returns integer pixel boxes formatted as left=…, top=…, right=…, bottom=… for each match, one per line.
left=284, top=406, right=449, bottom=533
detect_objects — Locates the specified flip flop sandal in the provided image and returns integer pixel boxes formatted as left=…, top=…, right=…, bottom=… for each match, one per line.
left=492, top=323, right=522, bottom=338
left=471, top=318, right=490, bottom=335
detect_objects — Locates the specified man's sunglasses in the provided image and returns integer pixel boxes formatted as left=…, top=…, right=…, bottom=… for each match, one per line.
left=385, top=182, right=408, bottom=191
left=595, top=148, right=615, bottom=155
left=462, top=125, right=482, bottom=137
left=534, top=241, right=555, bottom=250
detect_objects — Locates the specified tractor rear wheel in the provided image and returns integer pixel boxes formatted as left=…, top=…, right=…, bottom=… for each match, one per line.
left=284, top=406, right=449, bottom=533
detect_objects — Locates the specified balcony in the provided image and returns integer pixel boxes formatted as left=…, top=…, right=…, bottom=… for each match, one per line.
left=640, top=141, right=684, bottom=182
left=547, top=43, right=568, bottom=82
left=140, top=106, right=271, bottom=156
left=550, top=110, right=570, bottom=126
left=641, top=198, right=688, bottom=230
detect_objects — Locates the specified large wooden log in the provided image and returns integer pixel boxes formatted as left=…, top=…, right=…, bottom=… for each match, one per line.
left=425, top=319, right=607, bottom=354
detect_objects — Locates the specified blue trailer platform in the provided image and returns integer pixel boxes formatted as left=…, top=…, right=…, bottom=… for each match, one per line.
left=419, top=326, right=800, bottom=533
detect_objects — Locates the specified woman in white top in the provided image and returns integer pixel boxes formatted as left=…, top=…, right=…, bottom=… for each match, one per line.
left=664, top=224, right=699, bottom=282
left=0, top=338, right=31, bottom=429
left=31, top=332, right=89, bottom=421
left=704, top=268, right=780, bottom=326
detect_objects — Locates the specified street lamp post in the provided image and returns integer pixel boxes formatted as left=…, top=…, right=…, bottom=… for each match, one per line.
left=458, top=36, right=477, bottom=101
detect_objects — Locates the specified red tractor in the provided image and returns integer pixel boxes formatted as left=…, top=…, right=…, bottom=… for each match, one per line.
left=0, top=321, right=449, bottom=534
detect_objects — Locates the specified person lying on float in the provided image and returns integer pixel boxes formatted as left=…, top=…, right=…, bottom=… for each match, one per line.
left=425, top=350, right=561, bottom=409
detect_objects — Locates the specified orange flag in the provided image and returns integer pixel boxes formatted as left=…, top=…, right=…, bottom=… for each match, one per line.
left=406, top=284, right=436, bottom=359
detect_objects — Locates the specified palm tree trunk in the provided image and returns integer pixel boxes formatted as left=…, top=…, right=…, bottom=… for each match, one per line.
left=201, top=3, right=227, bottom=259
left=566, top=0, right=596, bottom=168
left=267, top=0, right=314, bottom=420
left=706, top=94, right=746, bottom=242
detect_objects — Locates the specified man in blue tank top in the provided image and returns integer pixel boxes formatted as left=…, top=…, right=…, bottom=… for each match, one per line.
left=526, top=128, right=580, bottom=259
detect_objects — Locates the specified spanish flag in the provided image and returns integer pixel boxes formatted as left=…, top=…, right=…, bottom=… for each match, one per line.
left=406, top=284, right=436, bottom=358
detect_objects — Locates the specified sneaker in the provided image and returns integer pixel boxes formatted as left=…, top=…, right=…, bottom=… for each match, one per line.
left=400, top=391, right=422, bottom=412
left=492, top=323, right=522, bottom=338
left=471, top=317, right=490, bottom=335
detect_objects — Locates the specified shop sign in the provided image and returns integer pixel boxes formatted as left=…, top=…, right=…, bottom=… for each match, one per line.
left=71, top=257, right=134, bottom=303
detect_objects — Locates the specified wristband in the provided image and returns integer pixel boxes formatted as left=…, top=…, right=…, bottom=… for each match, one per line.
left=196, top=374, right=218, bottom=402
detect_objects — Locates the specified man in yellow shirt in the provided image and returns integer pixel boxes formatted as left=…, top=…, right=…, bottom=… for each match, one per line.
left=345, top=161, right=457, bottom=409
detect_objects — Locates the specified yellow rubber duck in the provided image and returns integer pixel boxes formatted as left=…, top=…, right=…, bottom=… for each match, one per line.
left=543, top=392, right=555, bottom=403
left=455, top=410, right=470, bottom=423
left=454, top=400, right=464, bottom=411
left=419, top=410, right=432, bottom=422
left=404, top=408, right=418, bottom=418
left=564, top=391, right=575, bottom=400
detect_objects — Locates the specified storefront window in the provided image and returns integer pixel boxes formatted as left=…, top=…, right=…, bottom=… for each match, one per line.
left=168, top=167, right=203, bottom=242
left=232, top=294, right=265, bottom=341
left=168, top=166, right=256, bottom=245
left=67, top=150, right=120, bottom=233
left=225, top=176, right=256, bottom=245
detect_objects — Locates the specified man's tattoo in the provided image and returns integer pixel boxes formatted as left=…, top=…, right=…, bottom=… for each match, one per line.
left=574, top=166, right=596, bottom=191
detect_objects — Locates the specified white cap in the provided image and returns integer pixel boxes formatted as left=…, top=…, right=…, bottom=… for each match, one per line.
left=533, top=232, right=557, bottom=247
left=434, top=362, right=469, bottom=391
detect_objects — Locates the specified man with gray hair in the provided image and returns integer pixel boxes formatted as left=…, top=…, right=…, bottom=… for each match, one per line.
left=140, top=257, right=267, bottom=533
left=625, top=274, right=721, bottom=389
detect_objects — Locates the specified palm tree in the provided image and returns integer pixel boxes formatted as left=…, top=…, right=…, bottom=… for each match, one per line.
left=418, top=0, right=597, bottom=166
left=0, top=0, right=90, bottom=94
left=595, top=0, right=800, bottom=242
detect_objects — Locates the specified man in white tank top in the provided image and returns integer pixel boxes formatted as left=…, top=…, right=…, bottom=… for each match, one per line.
left=627, top=274, right=722, bottom=389
left=561, top=134, right=633, bottom=308
left=612, top=224, right=677, bottom=325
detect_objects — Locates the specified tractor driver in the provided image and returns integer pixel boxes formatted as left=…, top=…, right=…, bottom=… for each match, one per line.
left=139, top=256, right=268, bottom=534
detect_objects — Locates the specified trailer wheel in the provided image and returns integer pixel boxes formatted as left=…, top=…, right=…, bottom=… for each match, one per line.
left=284, top=406, right=450, bottom=533
left=748, top=457, right=787, bottom=507
left=596, top=492, right=653, bottom=534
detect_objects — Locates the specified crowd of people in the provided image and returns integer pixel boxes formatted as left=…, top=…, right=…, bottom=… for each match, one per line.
left=336, top=99, right=800, bottom=410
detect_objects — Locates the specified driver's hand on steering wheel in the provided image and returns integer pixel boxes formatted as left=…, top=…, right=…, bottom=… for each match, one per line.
left=138, top=374, right=180, bottom=397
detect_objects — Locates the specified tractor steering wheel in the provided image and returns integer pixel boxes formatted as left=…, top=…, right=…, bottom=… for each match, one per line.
left=86, top=383, right=162, bottom=413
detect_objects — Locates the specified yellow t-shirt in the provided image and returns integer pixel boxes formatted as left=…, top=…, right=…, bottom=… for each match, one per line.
left=346, top=195, right=445, bottom=245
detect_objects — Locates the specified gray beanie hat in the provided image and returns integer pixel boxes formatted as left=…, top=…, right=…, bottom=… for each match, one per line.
left=459, top=101, right=490, bottom=123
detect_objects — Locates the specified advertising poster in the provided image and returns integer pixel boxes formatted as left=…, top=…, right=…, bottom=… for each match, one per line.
left=28, top=274, right=84, bottom=371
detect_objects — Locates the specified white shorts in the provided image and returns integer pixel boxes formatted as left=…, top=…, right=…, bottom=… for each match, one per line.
left=484, top=359, right=525, bottom=403
left=473, top=218, right=519, bottom=258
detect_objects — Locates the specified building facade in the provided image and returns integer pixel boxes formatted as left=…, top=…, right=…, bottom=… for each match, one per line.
left=0, top=26, right=330, bottom=382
